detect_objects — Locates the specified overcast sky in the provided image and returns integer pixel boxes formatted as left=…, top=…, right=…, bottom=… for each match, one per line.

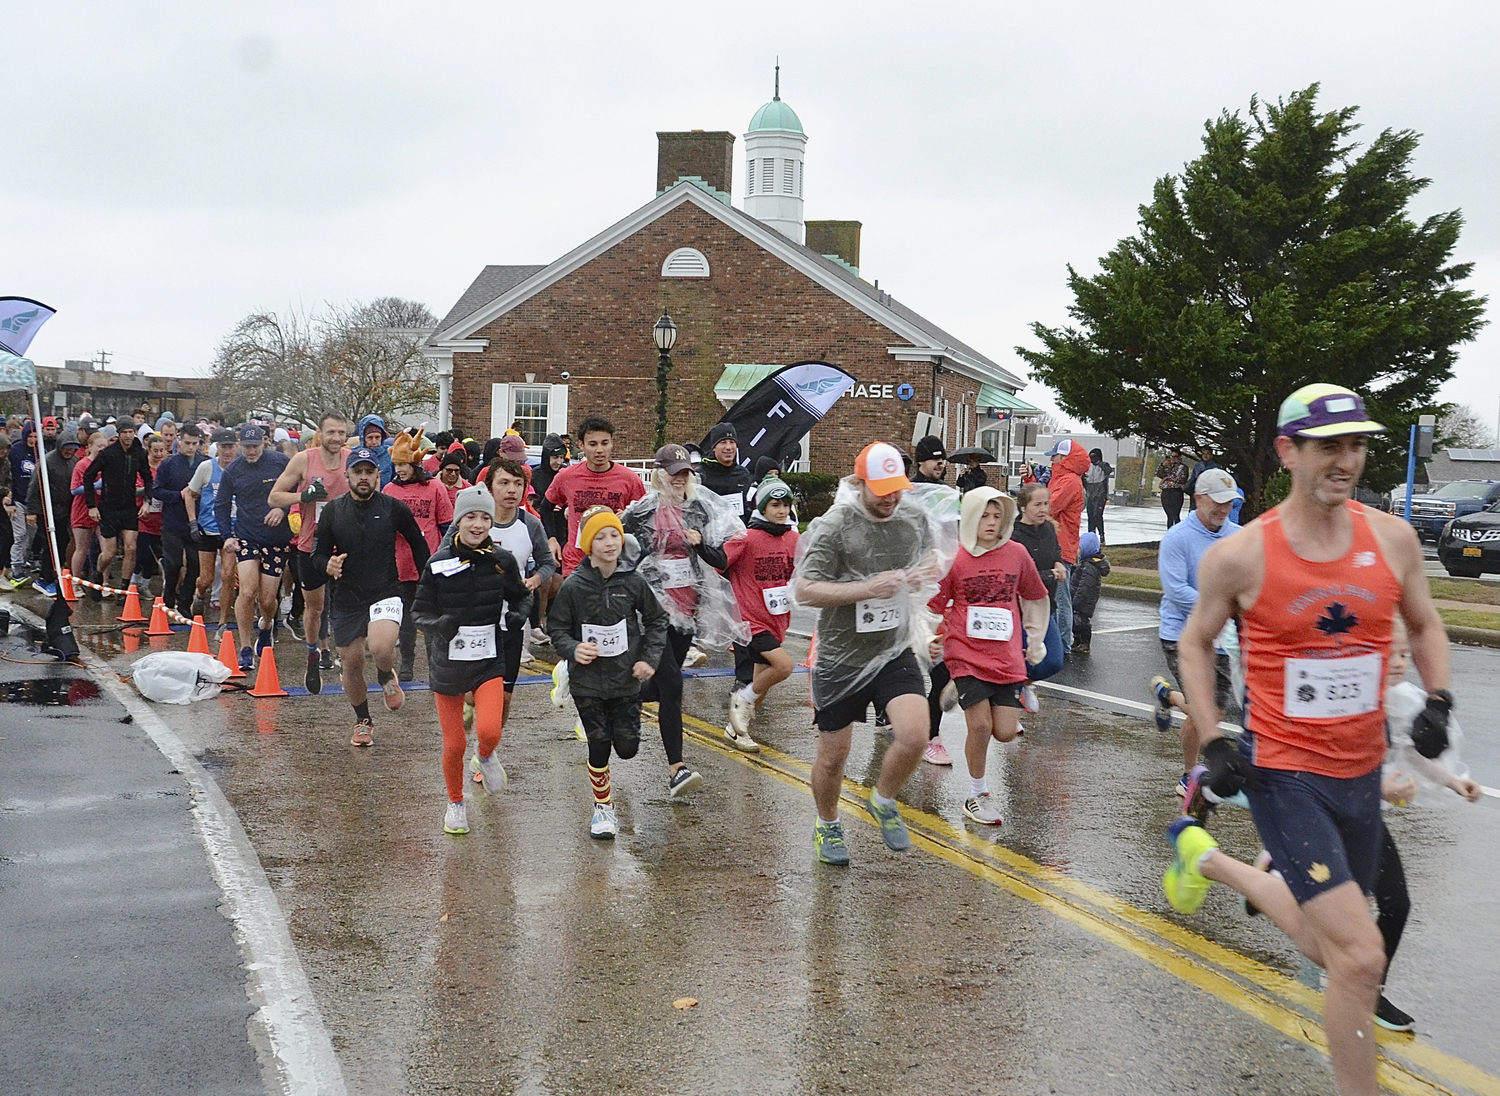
left=9, top=1, right=1498, bottom=438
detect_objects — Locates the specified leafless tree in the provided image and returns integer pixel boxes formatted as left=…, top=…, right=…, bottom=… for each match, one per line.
left=1438, top=402, right=1498, bottom=449
left=208, top=298, right=436, bottom=430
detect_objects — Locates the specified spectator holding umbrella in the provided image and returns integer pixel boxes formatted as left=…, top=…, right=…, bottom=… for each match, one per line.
left=950, top=446, right=993, bottom=494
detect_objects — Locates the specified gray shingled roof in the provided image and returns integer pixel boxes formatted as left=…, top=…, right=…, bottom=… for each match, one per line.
left=435, top=265, right=546, bottom=333
left=1424, top=450, right=1500, bottom=486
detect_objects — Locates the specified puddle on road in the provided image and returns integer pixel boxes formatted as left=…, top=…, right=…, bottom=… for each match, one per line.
left=0, top=677, right=103, bottom=706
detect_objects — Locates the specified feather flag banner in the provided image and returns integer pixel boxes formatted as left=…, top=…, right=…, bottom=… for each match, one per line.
left=0, top=297, right=57, bottom=357
left=702, top=361, right=856, bottom=472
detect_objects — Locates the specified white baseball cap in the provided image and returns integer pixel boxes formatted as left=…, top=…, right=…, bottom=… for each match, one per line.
left=1195, top=468, right=1239, bottom=503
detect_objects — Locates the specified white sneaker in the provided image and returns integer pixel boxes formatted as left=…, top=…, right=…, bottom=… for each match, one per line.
left=1020, top=684, right=1040, bottom=713
left=723, top=722, right=761, bottom=753
left=471, top=752, right=507, bottom=792
left=590, top=802, right=617, bottom=839
left=279, top=594, right=293, bottom=617
left=550, top=660, right=571, bottom=707
left=529, top=626, right=550, bottom=646
left=727, top=691, right=755, bottom=736
left=573, top=719, right=587, bottom=741
left=443, top=801, right=469, bottom=834
left=682, top=646, right=708, bottom=669
left=963, top=793, right=1003, bottom=826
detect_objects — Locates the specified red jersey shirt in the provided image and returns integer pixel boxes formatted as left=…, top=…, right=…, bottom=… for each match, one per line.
left=383, top=478, right=454, bottom=581
left=721, top=525, right=800, bottom=642
left=544, top=461, right=645, bottom=574
left=71, top=457, right=97, bottom=529
left=138, top=469, right=163, bottom=535
left=928, top=540, right=1048, bottom=686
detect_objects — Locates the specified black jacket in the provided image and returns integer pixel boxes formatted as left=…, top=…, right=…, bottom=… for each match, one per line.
left=698, top=459, right=754, bottom=519
left=531, top=434, right=570, bottom=543
left=412, top=539, right=528, bottom=695
left=1069, top=553, right=1111, bottom=621
left=26, top=447, right=77, bottom=521
left=84, top=439, right=151, bottom=512
left=311, top=492, right=431, bottom=612
left=1011, top=519, right=1063, bottom=609
left=956, top=465, right=988, bottom=494
left=546, top=557, right=668, bottom=700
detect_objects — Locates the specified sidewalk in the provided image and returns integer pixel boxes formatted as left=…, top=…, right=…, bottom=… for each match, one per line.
left=0, top=618, right=265, bottom=1095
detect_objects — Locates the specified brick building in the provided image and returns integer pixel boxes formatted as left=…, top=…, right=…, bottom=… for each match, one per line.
left=425, top=86, right=1037, bottom=473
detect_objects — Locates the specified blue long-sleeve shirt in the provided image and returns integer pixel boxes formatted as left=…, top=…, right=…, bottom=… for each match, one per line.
left=215, top=450, right=292, bottom=548
left=1158, top=511, right=1240, bottom=644
left=152, top=452, right=205, bottom=537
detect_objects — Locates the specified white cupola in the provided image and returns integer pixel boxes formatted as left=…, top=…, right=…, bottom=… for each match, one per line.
left=743, top=65, right=807, bottom=243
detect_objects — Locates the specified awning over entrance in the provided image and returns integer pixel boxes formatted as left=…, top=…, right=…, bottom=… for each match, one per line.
left=713, top=363, right=782, bottom=406
left=976, top=384, right=1040, bottom=415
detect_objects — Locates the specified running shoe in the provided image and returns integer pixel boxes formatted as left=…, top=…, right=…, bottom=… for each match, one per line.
left=319, top=648, right=336, bottom=672
left=814, top=820, right=850, bottom=866
left=239, top=646, right=255, bottom=672
left=381, top=676, right=404, bottom=711
left=667, top=767, right=703, bottom=798
left=287, top=616, right=305, bottom=642
left=682, top=646, right=708, bottom=669
left=528, top=626, right=550, bottom=646
left=590, top=802, right=618, bottom=839
left=868, top=795, right=911, bottom=851
left=398, top=657, right=414, bottom=683
left=191, top=595, right=207, bottom=619
left=1375, top=995, right=1415, bottom=1033
left=350, top=719, right=374, bottom=747
left=1150, top=675, right=1174, bottom=732
left=550, top=660, right=571, bottom=707
left=573, top=720, right=586, bottom=741
left=1174, top=771, right=1190, bottom=799
left=1162, top=816, right=1218, bottom=914
left=873, top=709, right=890, bottom=730
left=443, top=801, right=469, bottom=835
left=35, top=580, right=57, bottom=598
left=922, top=739, right=953, bottom=766
left=471, top=752, right=507, bottom=793
left=305, top=650, right=322, bottom=695
left=723, top=722, right=761, bottom=753
left=256, top=626, right=274, bottom=655
left=939, top=679, right=960, bottom=711
left=963, top=793, right=1004, bottom=826
left=1020, top=684, right=1040, bottom=714
left=9, top=573, right=33, bottom=589
left=279, top=593, right=293, bottom=618
left=727, top=691, right=755, bottom=736
left=1181, top=764, right=1214, bottom=822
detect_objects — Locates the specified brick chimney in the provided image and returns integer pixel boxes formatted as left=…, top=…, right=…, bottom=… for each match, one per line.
left=805, top=220, right=862, bottom=276
left=656, top=130, right=735, bottom=197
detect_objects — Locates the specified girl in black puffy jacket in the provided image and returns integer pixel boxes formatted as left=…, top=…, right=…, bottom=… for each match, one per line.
left=411, top=485, right=526, bottom=836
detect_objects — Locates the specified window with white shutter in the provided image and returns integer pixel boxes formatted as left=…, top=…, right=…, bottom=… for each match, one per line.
left=782, top=159, right=794, bottom=194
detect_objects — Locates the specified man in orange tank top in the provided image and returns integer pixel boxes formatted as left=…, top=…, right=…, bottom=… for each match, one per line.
left=1161, top=384, right=1453, bottom=1096
left=270, top=413, right=351, bottom=694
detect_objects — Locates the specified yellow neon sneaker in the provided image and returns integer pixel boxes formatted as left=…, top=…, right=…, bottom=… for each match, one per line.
left=1162, top=817, right=1218, bottom=914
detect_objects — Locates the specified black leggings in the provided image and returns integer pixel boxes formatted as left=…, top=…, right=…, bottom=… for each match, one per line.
left=1161, top=488, right=1184, bottom=528
left=927, top=660, right=951, bottom=740
left=579, top=695, right=643, bottom=769
left=639, top=626, right=690, bottom=766
left=1375, top=826, right=1409, bottom=977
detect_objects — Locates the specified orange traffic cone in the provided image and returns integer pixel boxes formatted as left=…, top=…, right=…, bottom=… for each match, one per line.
left=248, top=646, right=288, bottom=697
left=217, top=628, right=245, bottom=679
left=146, top=597, right=174, bottom=637
left=187, top=615, right=212, bottom=655
left=60, top=569, right=79, bottom=603
left=119, top=583, right=147, bottom=623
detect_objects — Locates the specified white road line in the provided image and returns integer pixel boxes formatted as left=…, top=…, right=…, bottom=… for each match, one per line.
left=1091, top=623, right=1161, bottom=634
left=6, top=599, right=347, bottom=1096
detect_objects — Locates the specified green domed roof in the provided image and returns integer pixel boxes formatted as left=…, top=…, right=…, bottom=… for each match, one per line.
left=748, top=98, right=803, bottom=134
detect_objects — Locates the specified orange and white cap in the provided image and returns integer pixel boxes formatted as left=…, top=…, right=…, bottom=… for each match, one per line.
left=854, top=441, right=913, bottom=496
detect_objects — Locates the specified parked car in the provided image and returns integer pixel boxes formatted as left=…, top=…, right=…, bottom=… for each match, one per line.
left=1401, top=479, right=1500, bottom=541
left=1437, top=498, right=1500, bottom=577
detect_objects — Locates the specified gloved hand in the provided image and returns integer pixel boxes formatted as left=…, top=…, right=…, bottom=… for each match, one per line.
left=1409, top=690, right=1453, bottom=760
left=1202, top=736, right=1257, bottom=799
left=188, top=520, right=201, bottom=541
left=300, top=480, right=328, bottom=502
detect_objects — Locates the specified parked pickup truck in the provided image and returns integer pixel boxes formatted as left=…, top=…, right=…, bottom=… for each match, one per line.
left=1400, top=479, right=1500, bottom=541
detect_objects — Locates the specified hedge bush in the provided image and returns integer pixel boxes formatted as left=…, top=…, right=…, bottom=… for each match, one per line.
left=782, top=472, right=841, bottom=520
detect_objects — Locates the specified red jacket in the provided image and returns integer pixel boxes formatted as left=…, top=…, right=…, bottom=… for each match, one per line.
left=1048, top=441, right=1091, bottom=564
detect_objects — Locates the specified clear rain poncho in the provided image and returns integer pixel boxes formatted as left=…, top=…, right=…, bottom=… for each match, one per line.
left=622, top=472, right=750, bottom=651
left=793, top=477, right=958, bottom=710
left=1383, top=680, right=1470, bottom=807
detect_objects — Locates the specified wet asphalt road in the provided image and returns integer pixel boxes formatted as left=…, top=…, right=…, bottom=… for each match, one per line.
left=23, top=593, right=1500, bottom=1094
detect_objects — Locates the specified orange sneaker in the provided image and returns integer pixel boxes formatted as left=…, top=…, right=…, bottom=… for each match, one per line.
left=350, top=718, right=374, bottom=747
left=381, top=676, right=404, bottom=711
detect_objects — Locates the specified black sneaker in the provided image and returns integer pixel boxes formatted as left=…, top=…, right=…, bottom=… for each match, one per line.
left=319, top=648, right=336, bottom=672
left=305, top=649, right=322, bottom=695
left=667, top=767, right=703, bottom=798
left=288, top=616, right=305, bottom=642
left=1375, top=994, right=1414, bottom=1032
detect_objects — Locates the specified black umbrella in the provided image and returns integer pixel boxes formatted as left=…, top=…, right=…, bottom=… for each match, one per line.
left=948, top=447, right=995, bottom=463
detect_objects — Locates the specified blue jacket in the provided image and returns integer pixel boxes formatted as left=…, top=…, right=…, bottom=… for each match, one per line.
left=153, top=452, right=205, bottom=537
left=215, top=450, right=293, bottom=548
left=355, top=414, right=396, bottom=487
left=8, top=424, right=38, bottom=506
left=1157, top=511, right=1239, bottom=644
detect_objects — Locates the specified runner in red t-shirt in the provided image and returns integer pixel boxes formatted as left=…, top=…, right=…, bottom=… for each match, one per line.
left=719, top=477, right=799, bottom=751
left=543, top=416, right=644, bottom=575
left=927, top=488, right=1049, bottom=826
left=69, top=433, right=106, bottom=582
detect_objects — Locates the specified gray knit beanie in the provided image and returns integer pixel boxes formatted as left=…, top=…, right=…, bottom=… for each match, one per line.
left=452, top=484, right=495, bottom=524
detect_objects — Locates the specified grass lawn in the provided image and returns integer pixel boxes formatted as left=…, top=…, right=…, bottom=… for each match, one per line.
left=1429, top=577, right=1499, bottom=605
left=1438, top=608, right=1500, bottom=632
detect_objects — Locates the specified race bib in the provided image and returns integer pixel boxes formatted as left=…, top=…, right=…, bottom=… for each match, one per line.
left=1283, top=653, right=1381, bottom=720
left=149, top=499, right=164, bottom=513
left=856, top=596, right=905, bottom=634
left=762, top=585, right=791, bottom=616
left=368, top=596, right=404, bottom=624
left=314, top=500, right=326, bottom=521
left=582, top=619, right=629, bottom=658
left=660, top=556, right=693, bottom=590
left=448, top=624, right=496, bottom=661
left=966, top=605, right=1013, bottom=641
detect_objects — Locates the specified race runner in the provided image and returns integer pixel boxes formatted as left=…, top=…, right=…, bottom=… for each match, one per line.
left=215, top=424, right=292, bottom=671
left=381, top=429, right=453, bottom=682
left=184, top=428, right=239, bottom=636
left=310, top=446, right=432, bottom=746
left=84, top=419, right=152, bottom=595
left=543, top=416, right=645, bottom=576
left=1162, top=384, right=1453, bottom=1096
left=793, top=442, right=944, bottom=865
left=412, top=485, right=527, bottom=835
left=268, top=412, right=351, bottom=693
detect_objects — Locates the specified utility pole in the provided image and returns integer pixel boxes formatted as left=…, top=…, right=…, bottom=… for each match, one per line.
left=92, top=350, right=112, bottom=372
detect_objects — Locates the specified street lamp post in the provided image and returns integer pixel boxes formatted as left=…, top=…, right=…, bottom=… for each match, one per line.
left=653, top=311, right=678, bottom=449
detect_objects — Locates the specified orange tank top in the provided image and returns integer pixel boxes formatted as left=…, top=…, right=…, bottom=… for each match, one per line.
left=295, top=447, right=350, bottom=552
left=1240, top=501, right=1400, bottom=778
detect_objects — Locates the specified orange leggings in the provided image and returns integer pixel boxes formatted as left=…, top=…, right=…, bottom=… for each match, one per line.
left=435, top=679, right=506, bottom=803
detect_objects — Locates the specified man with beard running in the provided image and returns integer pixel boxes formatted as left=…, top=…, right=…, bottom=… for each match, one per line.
left=310, top=447, right=432, bottom=746
left=269, top=412, right=351, bottom=692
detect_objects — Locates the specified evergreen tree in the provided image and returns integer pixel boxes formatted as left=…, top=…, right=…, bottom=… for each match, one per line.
left=1017, top=85, right=1486, bottom=512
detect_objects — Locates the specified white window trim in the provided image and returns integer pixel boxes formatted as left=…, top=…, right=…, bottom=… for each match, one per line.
left=661, top=247, right=710, bottom=278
